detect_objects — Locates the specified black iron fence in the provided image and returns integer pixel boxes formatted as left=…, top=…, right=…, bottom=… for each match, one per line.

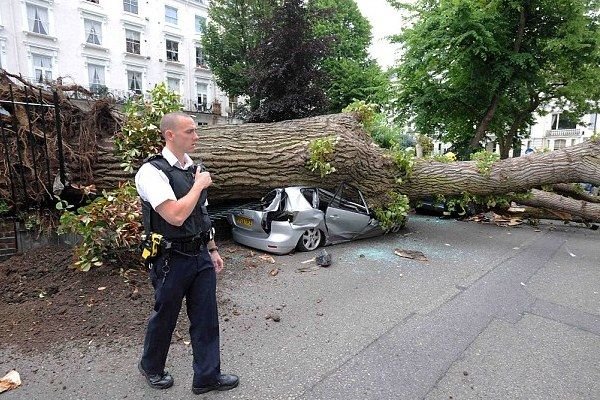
left=0, top=84, right=66, bottom=213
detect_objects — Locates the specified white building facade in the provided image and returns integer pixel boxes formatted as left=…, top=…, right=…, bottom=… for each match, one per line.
left=0, top=0, right=235, bottom=123
left=431, top=111, right=598, bottom=157
left=523, top=111, right=598, bottom=153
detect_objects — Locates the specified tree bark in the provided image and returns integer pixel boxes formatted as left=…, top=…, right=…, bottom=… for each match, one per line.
left=92, top=113, right=600, bottom=212
left=518, top=189, right=600, bottom=222
left=399, top=143, right=600, bottom=200
left=552, top=183, right=600, bottom=203
left=470, top=93, right=501, bottom=151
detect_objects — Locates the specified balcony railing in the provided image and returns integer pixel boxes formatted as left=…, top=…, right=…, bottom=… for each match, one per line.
left=546, top=129, right=581, bottom=137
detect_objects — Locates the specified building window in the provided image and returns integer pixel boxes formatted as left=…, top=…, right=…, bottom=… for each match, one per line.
left=125, top=29, right=141, bottom=54
left=195, top=45, right=205, bottom=67
left=84, top=19, right=102, bottom=45
left=123, top=0, right=138, bottom=14
left=32, top=54, right=52, bottom=83
left=228, top=95, right=238, bottom=115
left=0, top=40, right=5, bottom=70
left=88, top=64, right=105, bottom=92
left=127, top=70, right=142, bottom=94
left=167, top=77, right=180, bottom=93
left=550, top=113, right=576, bottom=130
left=165, top=6, right=178, bottom=25
left=553, top=139, right=566, bottom=150
left=26, top=4, right=49, bottom=35
left=196, top=82, right=208, bottom=111
left=195, top=15, right=205, bottom=33
left=166, top=39, right=179, bottom=62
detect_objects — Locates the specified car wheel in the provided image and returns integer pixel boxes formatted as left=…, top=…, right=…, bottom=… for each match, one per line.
left=296, top=228, right=322, bottom=252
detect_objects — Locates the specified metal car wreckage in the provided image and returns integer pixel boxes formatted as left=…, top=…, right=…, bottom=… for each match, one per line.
left=228, top=183, right=402, bottom=255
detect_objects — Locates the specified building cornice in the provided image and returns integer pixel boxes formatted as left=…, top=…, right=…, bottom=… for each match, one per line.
left=121, top=19, right=146, bottom=30
left=77, top=7, right=108, bottom=21
left=23, top=40, right=59, bottom=52
left=82, top=43, right=110, bottom=54
left=23, top=31, right=57, bottom=42
left=124, top=52, right=149, bottom=61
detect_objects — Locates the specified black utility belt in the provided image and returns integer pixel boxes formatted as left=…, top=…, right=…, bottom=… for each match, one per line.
left=166, top=228, right=215, bottom=252
left=169, top=239, right=206, bottom=253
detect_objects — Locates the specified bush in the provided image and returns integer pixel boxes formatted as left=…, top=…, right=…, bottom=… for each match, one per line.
left=114, top=83, right=182, bottom=172
left=58, top=183, right=142, bottom=271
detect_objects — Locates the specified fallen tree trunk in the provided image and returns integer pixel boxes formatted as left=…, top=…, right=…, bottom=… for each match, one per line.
left=94, top=113, right=600, bottom=202
left=399, top=146, right=600, bottom=199
left=89, top=113, right=600, bottom=222
left=95, top=113, right=398, bottom=202
left=552, top=183, right=600, bottom=204
left=506, top=205, right=596, bottom=225
left=3, top=97, right=599, bottom=222
left=517, top=189, right=600, bottom=223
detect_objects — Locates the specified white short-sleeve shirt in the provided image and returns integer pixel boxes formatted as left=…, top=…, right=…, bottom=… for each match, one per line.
left=135, top=148, right=195, bottom=210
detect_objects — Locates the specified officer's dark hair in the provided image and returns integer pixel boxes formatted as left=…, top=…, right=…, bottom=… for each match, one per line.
left=159, top=112, right=194, bottom=138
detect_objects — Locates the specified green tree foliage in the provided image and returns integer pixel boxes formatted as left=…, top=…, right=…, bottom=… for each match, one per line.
left=203, top=0, right=390, bottom=120
left=202, top=0, right=278, bottom=98
left=114, top=83, right=182, bottom=172
left=309, top=0, right=390, bottom=112
left=391, top=0, right=600, bottom=158
left=247, top=0, right=330, bottom=122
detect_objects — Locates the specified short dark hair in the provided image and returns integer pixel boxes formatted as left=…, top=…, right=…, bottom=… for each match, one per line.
left=159, top=112, right=193, bottom=135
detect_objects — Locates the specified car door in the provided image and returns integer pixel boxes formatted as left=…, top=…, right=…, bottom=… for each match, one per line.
left=324, top=183, right=372, bottom=242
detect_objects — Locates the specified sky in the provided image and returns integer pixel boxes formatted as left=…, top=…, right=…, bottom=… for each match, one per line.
left=355, top=0, right=406, bottom=69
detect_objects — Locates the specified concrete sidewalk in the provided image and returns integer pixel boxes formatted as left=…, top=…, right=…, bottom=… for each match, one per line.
left=2, top=215, right=599, bottom=399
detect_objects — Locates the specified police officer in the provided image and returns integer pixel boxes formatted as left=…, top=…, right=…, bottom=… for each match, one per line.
left=135, top=112, right=238, bottom=394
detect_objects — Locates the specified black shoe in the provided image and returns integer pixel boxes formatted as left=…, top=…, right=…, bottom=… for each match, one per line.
left=192, top=374, right=239, bottom=394
left=138, top=361, right=174, bottom=390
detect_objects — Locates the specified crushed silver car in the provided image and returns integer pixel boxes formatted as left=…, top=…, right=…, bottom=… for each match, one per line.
left=228, top=183, right=393, bottom=255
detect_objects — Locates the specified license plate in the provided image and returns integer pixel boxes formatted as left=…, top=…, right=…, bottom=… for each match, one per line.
left=235, top=215, right=253, bottom=227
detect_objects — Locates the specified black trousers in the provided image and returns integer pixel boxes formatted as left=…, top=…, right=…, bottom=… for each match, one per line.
left=141, top=247, right=220, bottom=387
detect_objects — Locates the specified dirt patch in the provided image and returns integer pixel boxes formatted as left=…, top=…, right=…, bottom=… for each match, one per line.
left=0, top=242, right=269, bottom=353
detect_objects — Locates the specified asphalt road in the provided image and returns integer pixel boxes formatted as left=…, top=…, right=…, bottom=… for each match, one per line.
left=2, top=215, right=599, bottom=400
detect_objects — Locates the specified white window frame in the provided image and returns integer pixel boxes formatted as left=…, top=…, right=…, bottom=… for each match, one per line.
left=550, top=113, right=577, bottom=130
left=195, top=44, right=206, bottom=67
left=166, top=39, right=179, bottom=62
left=165, top=6, right=178, bottom=25
left=87, top=63, right=105, bottom=92
left=123, top=0, right=138, bottom=14
left=127, top=70, right=143, bottom=94
left=166, top=77, right=180, bottom=93
left=195, top=15, right=205, bottom=33
left=31, top=53, right=53, bottom=83
left=553, top=139, right=566, bottom=150
left=25, top=3, right=50, bottom=35
left=0, top=39, right=6, bottom=70
left=84, top=18, right=102, bottom=45
left=125, top=29, right=141, bottom=54
left=196, top=81, right=209, bottom=111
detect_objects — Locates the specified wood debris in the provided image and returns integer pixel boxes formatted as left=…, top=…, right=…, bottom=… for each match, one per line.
left=394, top=249, right=428, bottom=262
left=0, top=370, right=21, bottom=393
